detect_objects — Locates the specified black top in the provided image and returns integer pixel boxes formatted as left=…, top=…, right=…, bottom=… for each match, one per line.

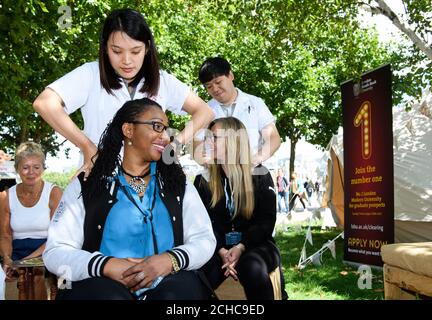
left=194, top=166, right=276, bottom=252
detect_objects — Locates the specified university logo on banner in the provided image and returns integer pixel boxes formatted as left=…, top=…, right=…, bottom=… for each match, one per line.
left=341, top=64, right=394, bottom=267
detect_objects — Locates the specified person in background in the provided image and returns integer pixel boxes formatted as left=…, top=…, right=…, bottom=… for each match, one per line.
left=289, top=172, right=307, bottom=211
left=194, top=117, right=287, bottom=300
left=0, top=150, right=16, bottom=192
left=0, top=142, right=62, bottom=299
left=0, top=150, right=10, bottom=163
left=305, top=178, right=314, bottom=205
left=315, top=181, right=320, bottom=194
left=33, top=8, right=214, bottom=180
left=194, top=57, right=280, bottom=167
left=315, top=180, right=321, bottom=203
left=43, top=98, right=216, bottom=300
left=276, top=168, right=290, bottom=214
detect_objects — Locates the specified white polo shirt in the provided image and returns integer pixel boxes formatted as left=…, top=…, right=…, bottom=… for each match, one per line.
left=48, top=61, right=190, bottom=145
left=206, top=88, right=275, bottom=154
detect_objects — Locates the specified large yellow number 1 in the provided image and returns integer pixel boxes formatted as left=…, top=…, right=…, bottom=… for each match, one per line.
left=354, top=101, right=372, bottom=159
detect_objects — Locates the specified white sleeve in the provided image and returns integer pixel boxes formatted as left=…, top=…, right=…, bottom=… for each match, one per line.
left=255, top=97, right=276, bottom=130
left=47, top=62, right=96, bottom=115
left=43, top=178, right=107, bottom=282
left=170, top=182, right=216, bottom=270
left=159, top=71, right=191, bottom=116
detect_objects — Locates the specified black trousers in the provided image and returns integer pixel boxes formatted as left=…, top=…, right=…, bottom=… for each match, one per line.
left=56, top=270, right=210, bottom=300
left=201, top=240, right=286, bottom=300
left=289, top=193, right=306, bottom=210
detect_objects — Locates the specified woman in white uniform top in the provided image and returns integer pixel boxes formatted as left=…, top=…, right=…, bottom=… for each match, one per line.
left=33, top=8, right=214, bottom=179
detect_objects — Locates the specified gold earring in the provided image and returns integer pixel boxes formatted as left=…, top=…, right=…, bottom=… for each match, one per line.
left=128, top=140, right=132, bottom=146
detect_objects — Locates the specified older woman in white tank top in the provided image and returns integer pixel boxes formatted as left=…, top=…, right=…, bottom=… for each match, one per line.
left=0, top=142, right=62, bottom=281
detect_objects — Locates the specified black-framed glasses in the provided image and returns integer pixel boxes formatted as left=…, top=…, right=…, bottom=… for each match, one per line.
left=130, top=120, right=169, bottom=133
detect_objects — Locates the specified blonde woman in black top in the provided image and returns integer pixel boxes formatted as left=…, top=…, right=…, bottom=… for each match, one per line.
left=194, top=117, right=286, bottom=300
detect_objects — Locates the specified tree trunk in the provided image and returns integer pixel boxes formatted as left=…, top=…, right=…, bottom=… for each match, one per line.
left=365, top=0, right=432, bottom=61
left=289, top=138, right=298, bottom=180
left=19, top=126, right=28, bottom=145
left=288, top=138, right=298, bottom=211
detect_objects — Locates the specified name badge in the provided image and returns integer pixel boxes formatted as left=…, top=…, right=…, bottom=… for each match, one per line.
left=225, top=231, right=242, bottom=245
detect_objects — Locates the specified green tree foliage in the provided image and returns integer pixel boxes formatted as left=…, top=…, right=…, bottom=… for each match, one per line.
left=43, top=168, right=75, bottom=190
left=0, top=0, right=112, bottom=154
left=192, top=0, right=393, bottom=174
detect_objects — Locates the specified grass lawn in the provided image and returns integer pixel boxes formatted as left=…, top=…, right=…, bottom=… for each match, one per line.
left=275, top=224, right=385, bottom=300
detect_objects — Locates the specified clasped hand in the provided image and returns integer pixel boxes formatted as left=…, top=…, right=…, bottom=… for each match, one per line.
left=219, top=246, right=244, bottom=281
left=103, top=254, right=172, bottom=293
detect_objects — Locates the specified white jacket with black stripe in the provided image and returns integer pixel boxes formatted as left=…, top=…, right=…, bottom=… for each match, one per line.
left=43, top=173, right=216, bottom=281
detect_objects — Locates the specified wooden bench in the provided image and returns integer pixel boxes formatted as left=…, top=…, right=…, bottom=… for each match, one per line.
left=381, top=242, right=432, bottom=299
left=214, top=266, right=283, bottom=300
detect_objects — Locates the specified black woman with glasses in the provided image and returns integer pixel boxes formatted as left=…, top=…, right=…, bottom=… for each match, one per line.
left=43, top=98, right=216, bottom=300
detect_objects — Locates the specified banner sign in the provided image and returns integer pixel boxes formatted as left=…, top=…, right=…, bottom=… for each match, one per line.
left=342, top=64, right=394, bottom=267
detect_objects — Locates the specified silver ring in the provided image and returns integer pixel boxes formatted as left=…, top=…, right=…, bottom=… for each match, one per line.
left=136, top=271, right=145, bottom=280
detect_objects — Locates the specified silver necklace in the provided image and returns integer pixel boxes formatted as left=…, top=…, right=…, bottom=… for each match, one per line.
left=129, top=177, right=147, bottom=194
left=121, top=166, right=150, bottom=194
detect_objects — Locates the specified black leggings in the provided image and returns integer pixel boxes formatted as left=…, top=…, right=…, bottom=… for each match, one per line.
left=56, top=270, right=210, bottom=300
left=202, top=241, right=282, bottom=300
left=290, top=194, right=306, bottom=209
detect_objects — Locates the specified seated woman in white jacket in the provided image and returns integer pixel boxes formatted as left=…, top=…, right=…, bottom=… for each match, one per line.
left=43, top=98, right=216, bottom=300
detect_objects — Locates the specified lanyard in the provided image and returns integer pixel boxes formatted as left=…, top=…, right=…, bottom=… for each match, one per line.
left=223, top=178, right=236, bottom=231
left=122, top=79, right=137, bottom=100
